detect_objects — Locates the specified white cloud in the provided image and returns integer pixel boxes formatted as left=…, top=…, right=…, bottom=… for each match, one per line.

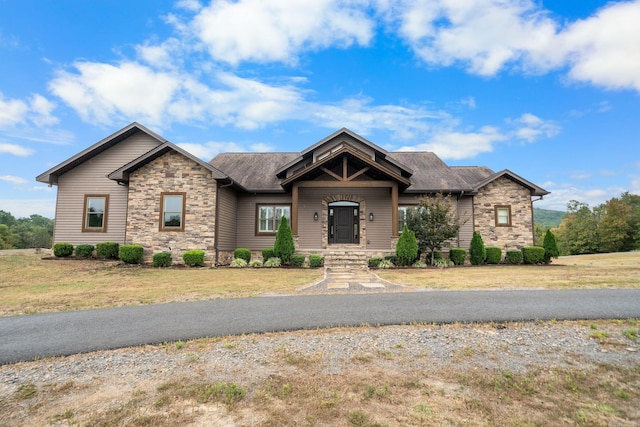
left=0, top=143, right=33, bottom=156
left=189, top=0, right=374, bottom=65
left=177, top=141, right=247, bottom=160
left=0, top=94, right=28, bottom=127
left=0, top=92, right=58, bottom=129
left=0, top=175, right=28, bottom=185
left=536, top=184, right=626, bottom=211
left=509, top=113, right=560, bottom=143
left=398, top=125, right=506, bottom=159
left=0, top=198, right=55, bottom=219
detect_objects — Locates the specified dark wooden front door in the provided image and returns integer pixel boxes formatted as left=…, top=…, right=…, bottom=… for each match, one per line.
left=330, top=206, right=359, bottom=244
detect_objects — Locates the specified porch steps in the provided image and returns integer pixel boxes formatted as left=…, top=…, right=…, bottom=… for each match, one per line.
left=322, top=251, right=371, bottom=270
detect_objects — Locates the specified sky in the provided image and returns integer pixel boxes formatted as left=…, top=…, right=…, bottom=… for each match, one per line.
left=1, top=0, right=639, bottom=219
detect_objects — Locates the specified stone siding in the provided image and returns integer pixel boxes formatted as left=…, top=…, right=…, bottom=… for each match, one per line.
left=473, top=176, right=534, bottom=254
left=126, top=151, right=218, bottom=263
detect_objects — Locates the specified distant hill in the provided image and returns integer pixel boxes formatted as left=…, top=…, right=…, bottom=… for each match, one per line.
left=533, top=208, right=566, bottom=228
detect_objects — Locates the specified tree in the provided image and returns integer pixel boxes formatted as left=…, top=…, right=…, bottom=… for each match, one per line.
left=405, top=194, right=462, bottom=265
left=273, top=216, right=295, bottom=265
left=469, top=231, right=486, bottom=265
left=396, top=225, right=418, bottom=266
left=598, top=198, right=633, bottom=253
left=542, top=229, right=559, bottom=264
left=0, top=224, right=14, bottom=249
left=555, top=200, right=600, bottom=255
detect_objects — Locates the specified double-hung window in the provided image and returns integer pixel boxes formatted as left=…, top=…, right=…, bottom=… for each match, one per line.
left=257, top=204, right=290, bottom=235
left=495, top=205, right=512, bottom=227
left=83, top=195, right=108, bottom=232
left=160, top=192, right=186, bottom=231
left=398, top=206, right=409, bottom=233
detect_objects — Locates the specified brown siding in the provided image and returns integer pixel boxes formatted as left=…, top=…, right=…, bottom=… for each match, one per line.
left=236, top=194, right=292, bottom=250
left=216, top=185, right=237, bottom=250
left=457, top=196, right=474, bottom=249
left=53, top=133, right=161, bottom=246
left=297, top=188, right=323, bottom=249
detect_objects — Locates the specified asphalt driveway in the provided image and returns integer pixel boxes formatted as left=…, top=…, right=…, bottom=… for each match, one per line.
left=1, top=289, right=639, bottom=365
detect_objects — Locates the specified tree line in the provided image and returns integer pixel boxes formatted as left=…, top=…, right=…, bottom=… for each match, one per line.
left=0, top=210, right=53, bottom=249
left=536, top=192, right=640, bottom=255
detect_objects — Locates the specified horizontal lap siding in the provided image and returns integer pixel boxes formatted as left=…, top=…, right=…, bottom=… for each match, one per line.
left=216, top=186, right=237, bottom=250
left=457, top=196, right=474, bottom=249
left=236, top=194, right=292, bottom=250
left=298, top=188, right=323, bottom=249
left=53, top=133, right=161, bottom=246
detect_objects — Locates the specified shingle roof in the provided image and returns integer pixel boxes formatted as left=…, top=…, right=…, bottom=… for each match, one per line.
left=389, top=152, right=475, bottom=192
left=209, top=152, right=300, bottom=191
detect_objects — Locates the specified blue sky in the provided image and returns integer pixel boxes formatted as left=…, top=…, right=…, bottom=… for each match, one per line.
left=1, top=0, right=639, bottom=218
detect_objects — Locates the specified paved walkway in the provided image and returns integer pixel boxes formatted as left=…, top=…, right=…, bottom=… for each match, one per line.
left=299, top=267, right=404, bottom=292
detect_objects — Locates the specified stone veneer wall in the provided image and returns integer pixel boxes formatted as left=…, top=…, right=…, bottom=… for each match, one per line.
left=473, top=176, right=534, bottom=254
left=126, top=151, right=218, bottom=263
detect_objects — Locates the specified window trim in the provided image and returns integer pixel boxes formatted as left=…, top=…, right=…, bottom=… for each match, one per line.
left=398, top=205, right=412, bottom=233
left=159, top=192, right=186, bottom=232
left=255, top=204, right=291, bottom=236
left=495, top=205, right=512, bottom=227
left=82, top=194, right=109, bottom=232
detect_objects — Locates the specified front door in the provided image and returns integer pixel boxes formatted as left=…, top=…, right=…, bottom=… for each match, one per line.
left=329, top=202, right=359, bottom=244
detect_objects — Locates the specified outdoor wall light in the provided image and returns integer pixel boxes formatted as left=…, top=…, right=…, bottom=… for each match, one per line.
left=314, top=212, right=318, bottom=221
left=369, top=212, right=374, bottom=221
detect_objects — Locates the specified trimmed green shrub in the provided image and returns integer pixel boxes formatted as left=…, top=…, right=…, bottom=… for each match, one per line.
left=75, top=244, right=94, bottom=258
left=152, top=252, right=172, bottom=268
left=264, top=257, right=281, bottom=267
left=273, top=216, right=295, bottom=264
left=250, top=259, right=263, bottom=268
left=368, top=257, right=382, bottom=268
left=542, top=229, right=560, bottom=264
left=183, top=250, right=205, bottom=267
left=427, top=251, right=443, bottom=266
left=506, top=250, right=523, bottom=265
left=96, top=242, right=119, bottom=259
left=396, top=225, right=419, bottom=266
left=522, top=246, right=545, bottom=264
left=53, top=242, right=74, bottom=257
left=230, top=258, right=248, bottom=268
left=485, top=246, right=502, bottom=264
left=384, top=255, right=397, bottom=266
left=449, top=248, right=466, bottom=266
left=378, top=259, right=394, bottom=269
left=119, top=244, right=144, bottom=264
left=262, top=248, right=275, bottom=261
left=234, top=248, right=251, bottom=263
left=309, top=254, right=324, bottom=268
left=412, top=260, right=427, bottom=268
left=469, top=232, right=486, bottom=265
left=290, top=254, right=305, bottom=267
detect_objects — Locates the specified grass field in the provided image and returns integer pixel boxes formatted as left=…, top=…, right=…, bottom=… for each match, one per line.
left=1, top=251, right=638, bottom=316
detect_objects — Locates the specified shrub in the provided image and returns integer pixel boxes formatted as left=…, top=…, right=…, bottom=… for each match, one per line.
left=234, top=248, right=251, bottom=263
left=368, top=257, right=382, bottom=268
left=449, top=248, right=466, bottom=266
left=152, top=252, right=172, bottom=268
left=378, top=259, right=394, bottom=269
left=434, top=258, right=454, bottom=268
left=75, top=244, right=94, bottom=258
left=542, top=229, right=560, bottom=264
left=183, top=250, right=205, bottom=267
left=485, top=246, right=502, bottom=264
left=412, top=260, right=427, bottom=268
left=290, top=254, right=305, bottom=267
left=53, top=242, right=73, bottom=257
left=119, top=244, right=144, bottom=264
left=469, top=232, right=486, bottom=265
left=396, top=225, right=419, bottom=266
left=262, top=248, right=275, bottom=261
left=96, top=242, right=119, bottom=259
left=384, top=255, right=397, bottom=266
left=263, top=257, right=281, bottom=267
left=274, top=217, right=295, bottom=264
left=230, top=258, right=248, bottom=268
left=522, top=246, right=545, bottom=264
left=249, top=259, right=263, bottom=268
left=309, top=254, right=324, bottom=268
left=506, top=250, right=523, bottom=265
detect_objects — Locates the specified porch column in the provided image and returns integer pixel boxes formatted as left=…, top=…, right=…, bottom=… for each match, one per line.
left=292, top=183, right=299, bottom=236
left=391, top=182, right=399, bottom=236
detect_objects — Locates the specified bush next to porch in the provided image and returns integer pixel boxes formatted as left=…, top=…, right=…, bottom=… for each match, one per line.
left=53, top=242, right=74, bottom=257
left=290, top=254, right=305, bottom=267
left=96, top=242, right=119, bottom=259
left=119, top=245, right=144, bottom=264
left=469, top=232, right=486, bottom=265
left=309, top=254, right=324, bottom=268
left=273, top=216, right=295, bottom=265
left=396, top=225, right=419, bottom=266
left=506, top=250, right=523, bottom=264
left=522, top=246, right=545, bottom=264
left=183, top=250, right=205, bottom=267
left=485, top=246, right=502, bottom=264
left=234, top=248, right=251, bottom=263
left=449, top=248, right=466, bottom=265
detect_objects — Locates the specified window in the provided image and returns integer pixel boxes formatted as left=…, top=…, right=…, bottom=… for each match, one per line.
left=495, top=205, right=511, bottom=227
left=398, top=206, right=409, bottom=232
left=83, top=195, right=108, bottom=232
left=160, top=192, right=185, bottom=231
left=257, top=204, right=291, bottom=235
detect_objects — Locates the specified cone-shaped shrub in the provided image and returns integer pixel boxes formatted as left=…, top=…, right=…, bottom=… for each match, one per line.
left=396, top=225, right=419, bottom=266
left=273, top=216, right=295, bottom=265
left=469, top=232, right=486, bottom=265
left=542, top=229, right=560, bottom=264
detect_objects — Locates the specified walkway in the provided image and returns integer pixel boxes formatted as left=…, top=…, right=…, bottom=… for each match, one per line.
left=299, top=266, right=404, bottom=292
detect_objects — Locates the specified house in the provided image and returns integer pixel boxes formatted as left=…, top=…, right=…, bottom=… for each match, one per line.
left=37, top=122, right=549, bottom=265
